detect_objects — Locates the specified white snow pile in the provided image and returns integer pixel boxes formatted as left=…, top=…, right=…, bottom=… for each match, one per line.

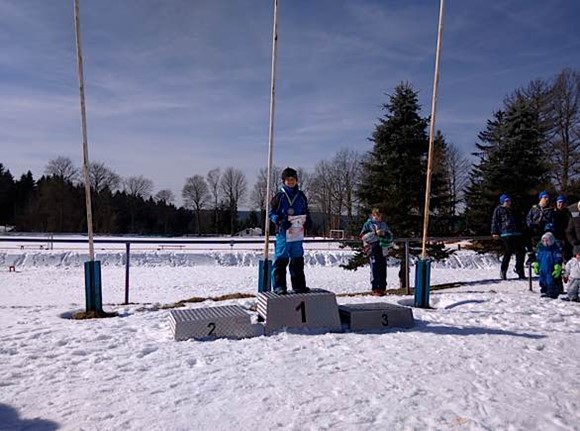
left=0, top=248, right=499, bottom=270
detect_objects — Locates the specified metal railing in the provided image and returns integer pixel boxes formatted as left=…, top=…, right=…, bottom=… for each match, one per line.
left=0, top=234, right=495, bottom=302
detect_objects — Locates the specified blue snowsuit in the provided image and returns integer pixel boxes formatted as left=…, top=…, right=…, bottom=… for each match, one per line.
left=535, top=233, right=563, bottom=299
left=269, top=184, right=311, bottom=293
left=360, top=217, right=393, bottom=292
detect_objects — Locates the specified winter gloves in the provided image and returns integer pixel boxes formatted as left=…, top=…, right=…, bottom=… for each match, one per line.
left=552, top=264, right=562, bottom=278
left=273, top=214, right=311, bottom=231
left=280, top=219, right=292, bottom=230
left=531, top=262, right=563, bottom=278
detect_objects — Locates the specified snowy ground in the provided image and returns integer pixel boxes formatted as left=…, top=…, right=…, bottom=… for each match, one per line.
left=1, top=241, right=579, bottom=430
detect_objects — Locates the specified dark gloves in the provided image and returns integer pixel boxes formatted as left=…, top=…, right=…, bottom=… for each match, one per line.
left=304, top=215, right=312, bottom=230
left=280, top=219, right=292, bottom=230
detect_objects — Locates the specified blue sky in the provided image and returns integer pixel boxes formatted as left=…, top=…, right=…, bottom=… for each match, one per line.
left=1, top=0, right=580, bottom=206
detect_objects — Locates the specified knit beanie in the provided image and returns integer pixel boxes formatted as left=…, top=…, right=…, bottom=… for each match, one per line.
left=538, top=190, right=549, bottom=199
left=281, top=167, right=298, bottom=181
left=499, top=194, right=511, bottom=204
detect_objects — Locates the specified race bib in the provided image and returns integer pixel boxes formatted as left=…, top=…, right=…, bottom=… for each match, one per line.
left=286, top=215, right=306, bottom=242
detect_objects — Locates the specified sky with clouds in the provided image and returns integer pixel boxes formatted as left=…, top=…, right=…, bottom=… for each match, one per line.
left=1, top=0, right=580, bottom=207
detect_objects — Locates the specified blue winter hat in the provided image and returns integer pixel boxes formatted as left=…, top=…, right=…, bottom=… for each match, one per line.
left=557, top=195, right=567, bottom=203
left=538, top=190, right=549, bottom=199
left=499, top=194, right=511, bottom=204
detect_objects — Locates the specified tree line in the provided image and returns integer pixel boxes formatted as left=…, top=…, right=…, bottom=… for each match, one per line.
left=1, top=68, right=579, bottom=240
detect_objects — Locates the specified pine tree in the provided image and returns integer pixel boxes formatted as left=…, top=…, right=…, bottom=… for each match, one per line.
left=358, top=82, right=429, bottom=236
left=0, top=163, right=16, bottom=226
left=464, top=94, right=550, bottom=236
left=429, top=131, right=456, bottom=235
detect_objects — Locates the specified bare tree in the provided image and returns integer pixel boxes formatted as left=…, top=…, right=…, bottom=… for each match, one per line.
left=123, top=175, right=153, bottom=199
left=446, top=144, right=470, bottom=216
left=309, top=160, right=333, bottom=234
left=331, top=149, right=362, bottom=231
left=88, top=161, right=120, bottom=193
left=155, top=189, right=175, bottom=204
left=250, top=166, right=282, bottom=209
left=309, top=150, right=361, bottom=235
left=547, top=69, right=580, bottom=192
left=182, top=175, right=210, bottom=235
left=219, top=167, right=247, bottom=235
left=250, top=166, right=282, bottom=231
left=206, top=168, right=221, bottom=233
left=45, top=156, right=79, bottom=182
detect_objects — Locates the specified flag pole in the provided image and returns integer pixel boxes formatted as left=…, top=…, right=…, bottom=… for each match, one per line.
left=415, top=0, right=445, bottom=307
left=73, top=0, right=102, bottom=313
left=259, top=0, right=279, bottom=292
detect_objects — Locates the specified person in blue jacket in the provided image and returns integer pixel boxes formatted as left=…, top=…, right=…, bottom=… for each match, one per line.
left=532, top=230, right=563, bottom=299
left=269, top=167, right=312, bottom=295
left=360, top=208, right=393, bottom=296
left=491, top=194, right=526, bottom=280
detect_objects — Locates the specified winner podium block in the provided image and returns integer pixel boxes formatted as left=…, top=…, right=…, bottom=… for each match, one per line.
left=169, top=305, right=255, bottom=341
left=257, top=289, right=342, bottom=334
left=339, top=303, right=415, bottom=331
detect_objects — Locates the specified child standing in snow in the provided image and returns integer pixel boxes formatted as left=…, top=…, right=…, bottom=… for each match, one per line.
left=562, top=246, right=580, bottom=302
left=531, top=231, right=563, bottom=299
left=269, top=167, right=312, bottom=295
left=360, top=208, right=393, bottom=296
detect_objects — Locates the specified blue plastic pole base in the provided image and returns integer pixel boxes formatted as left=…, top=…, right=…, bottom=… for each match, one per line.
left=258, top=259, right=272, bottom=293
left=84, top=260, right=103, bottom=312
left=414, top=258, right=431, bottom=308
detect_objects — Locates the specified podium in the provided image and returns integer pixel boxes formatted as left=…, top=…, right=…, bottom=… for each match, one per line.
left=169, top=305, right=255, bottom=341
left=339, top=303, right=414, bottom=331
left=257, top=289, right=342, bottom=334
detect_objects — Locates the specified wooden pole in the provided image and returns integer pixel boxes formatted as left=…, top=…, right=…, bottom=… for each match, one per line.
left=263, top=0, right=279, bottom=260
left=421, top=0, right=445, bottom=259
left=73, top=0, right=95, bottom=261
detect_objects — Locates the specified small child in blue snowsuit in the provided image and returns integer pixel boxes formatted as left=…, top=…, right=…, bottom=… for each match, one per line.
left=532, top=231, right=563, bottom=299
left=269, top=167, right=312, bottom=295
left=360, top=208, right=393, bottom=296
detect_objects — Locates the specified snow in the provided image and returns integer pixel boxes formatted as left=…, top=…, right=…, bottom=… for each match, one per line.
left=1, top=240, right=579, bottom=430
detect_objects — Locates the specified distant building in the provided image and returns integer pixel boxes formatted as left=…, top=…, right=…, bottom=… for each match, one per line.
left=235, top=227, right=262, bottom=237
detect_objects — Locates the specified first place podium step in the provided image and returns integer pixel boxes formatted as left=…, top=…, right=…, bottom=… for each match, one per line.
left=257, top=289, right=342, bottom=334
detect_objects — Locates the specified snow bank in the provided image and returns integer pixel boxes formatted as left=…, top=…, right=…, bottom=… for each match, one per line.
left=0, top=249, right=500, bottom=269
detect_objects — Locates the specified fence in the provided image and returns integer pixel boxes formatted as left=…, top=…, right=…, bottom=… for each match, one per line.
left=0, top=234, right=495, bottom=302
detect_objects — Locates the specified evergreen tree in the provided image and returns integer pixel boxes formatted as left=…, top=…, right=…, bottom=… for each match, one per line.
left=464, top=95, right=549, bottom=237
left=14, top=171, right=36, bottom=231
left=0, top=163, right=16, bottom=226
left=429, top=131, right=456, bottom=235
left=357, top=82, right=429, bottom=236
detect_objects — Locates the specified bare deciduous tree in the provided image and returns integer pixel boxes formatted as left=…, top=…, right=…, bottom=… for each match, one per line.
left=446, top=144, right=470, bottom=216
left=206, top=168, right=221, bottom=233
left=219, top=167, right=247, bottom=235
left=45, top=156, right=78, bottom=182
left=182, top=175, right=209, bottom=235
left=123, top=175, right=153, bottom=199
left=547, top=69, right=580, bottom=192
left=88, top=161, right=120, bottom=192
left=155, top=189, right=175, bottom=204
left=309, top=150, right=361, bottom=235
